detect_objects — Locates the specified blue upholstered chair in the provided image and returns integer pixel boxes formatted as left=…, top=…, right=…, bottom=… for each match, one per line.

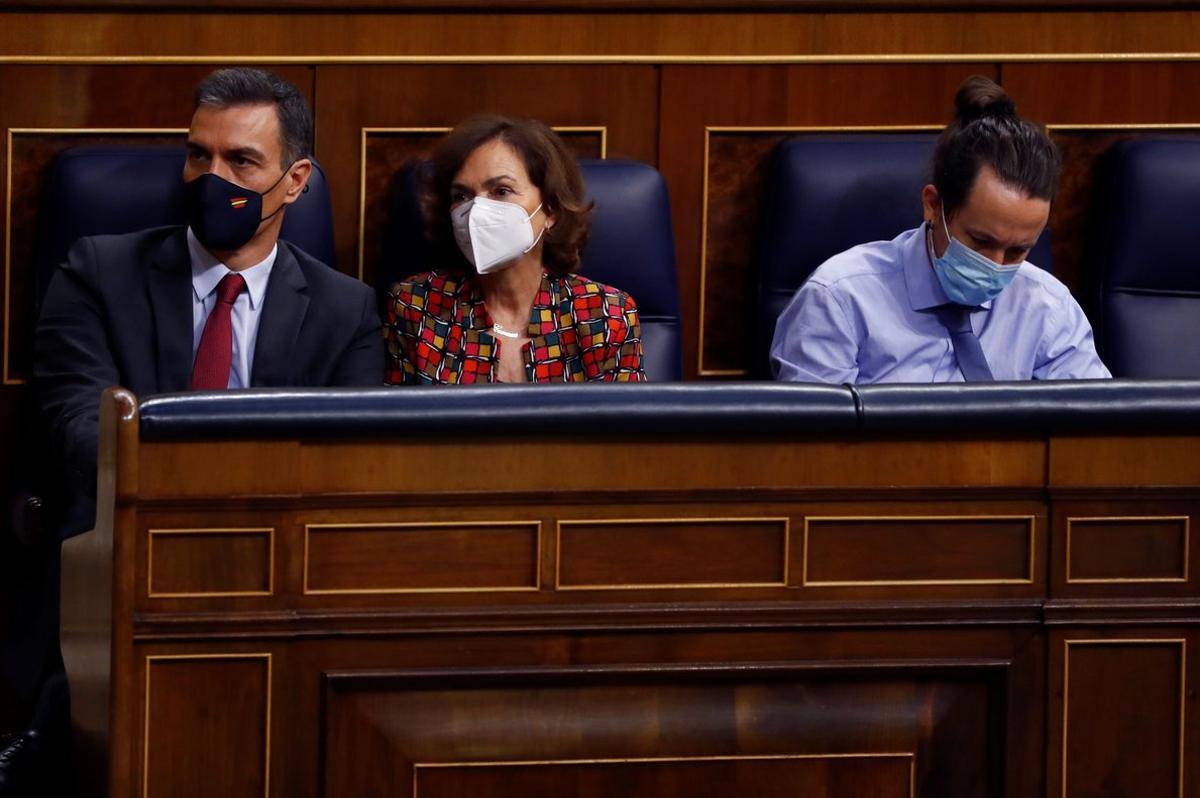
left=33, top=145, right=337, bottom=308
left=380, top=158, right=683, bottom=381
left=752, top=134, right=1052, bottom=377
left=1092, top=138, right=1200, bottom=378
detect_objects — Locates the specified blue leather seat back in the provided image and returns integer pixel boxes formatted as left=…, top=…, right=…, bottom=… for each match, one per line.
left=34, top=145, right=337, bottom=307
left=380, top=157, right=682, bottom=381
left=753, top=134, right=1052, bottom=376
left=577, top=159, right=681, bottom=382
left=1095, top=138, right=1200, bottom=377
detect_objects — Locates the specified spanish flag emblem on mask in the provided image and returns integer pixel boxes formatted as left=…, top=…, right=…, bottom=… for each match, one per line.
left=229, top=197, right=249, bottom=209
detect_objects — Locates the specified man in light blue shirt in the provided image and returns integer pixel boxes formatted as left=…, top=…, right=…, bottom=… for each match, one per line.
left=771, top=76, right=1110, bottom=384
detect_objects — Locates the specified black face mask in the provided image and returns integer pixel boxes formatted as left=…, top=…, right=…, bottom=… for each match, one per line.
left=183, top=167, right=291, bottom=252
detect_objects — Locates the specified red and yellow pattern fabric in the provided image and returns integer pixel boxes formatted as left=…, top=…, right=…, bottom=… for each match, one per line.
left=385, top=271, right=646, bottom=384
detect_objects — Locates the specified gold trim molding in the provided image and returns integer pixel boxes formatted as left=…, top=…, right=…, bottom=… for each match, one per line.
left=302, top=520, right=543, bottom=595
left=1060, top=638, right=1186, bottom=798
left=3, top=127, right=187, bottom=385
left=357, top=125, right=607, bottom=281
left=554, top=516, right=790, bottom=590
left=3, top=53, right=1200, bottom=65
left=1065, top=515, right=1190, bottom=584
left=415, top=751, right=916, bottom=797
left=143, top=652, right=273, bottom=798
left=801, top=514, right=1037, bottom=587
left=146, top=527, right=276, bottom=598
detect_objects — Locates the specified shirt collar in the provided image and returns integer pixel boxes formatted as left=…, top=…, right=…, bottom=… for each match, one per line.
left=187, top=227, right=277, bottom=310
left=901, top=223, right=994, bottom=311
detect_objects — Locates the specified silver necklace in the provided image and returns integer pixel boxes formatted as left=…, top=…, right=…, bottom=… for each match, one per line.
left=492, top=321, right=521, bottom=339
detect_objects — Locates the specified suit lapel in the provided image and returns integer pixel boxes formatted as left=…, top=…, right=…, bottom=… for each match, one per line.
left=147, top=229, right=195, bottom=393
left=251, top=243, right=309, bottom=386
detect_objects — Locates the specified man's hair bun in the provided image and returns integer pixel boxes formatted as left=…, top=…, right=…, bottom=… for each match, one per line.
left=954, top=75, right=1018, bottom=124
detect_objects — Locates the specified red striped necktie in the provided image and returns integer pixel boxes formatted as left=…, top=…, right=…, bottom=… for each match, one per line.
left=190, top=272, right=247, bottom=390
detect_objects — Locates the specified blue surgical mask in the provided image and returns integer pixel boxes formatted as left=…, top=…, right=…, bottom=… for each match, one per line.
left=929, top=210, right=1020, bottom=306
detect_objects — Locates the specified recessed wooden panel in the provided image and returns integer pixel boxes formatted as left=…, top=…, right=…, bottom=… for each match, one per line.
left=413, top=754, right=913, bottom=798
left=143, top=654, right=271, bottom=798
left=304, top=521, right=540, bottom=594
left=363, top=126, right=604, bottom=286
left=803, top=516, right=1035, bottom=586
left=1051, top=436, right=1200, bottom=486
left=556, top=517, right=788, bottom=589
left=323, top=665, right=998, bottom=798
left=148, top=528, right=273, bottom=597
left=1061, top=639, right=1185, bottom=798
left=1067, top=517, right=1189, bottom=583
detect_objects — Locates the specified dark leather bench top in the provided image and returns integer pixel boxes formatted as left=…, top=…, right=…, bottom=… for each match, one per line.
left=138, top=383, right=859, bottom=440
left=137, top=380, right=1200, bottom=440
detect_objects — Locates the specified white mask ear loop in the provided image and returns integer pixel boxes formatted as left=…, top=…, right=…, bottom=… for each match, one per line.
left=522, top=203, right=547, bottom=254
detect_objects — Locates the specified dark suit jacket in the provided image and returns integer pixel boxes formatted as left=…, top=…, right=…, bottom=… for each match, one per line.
left=34, top=225, right=384, bottom=537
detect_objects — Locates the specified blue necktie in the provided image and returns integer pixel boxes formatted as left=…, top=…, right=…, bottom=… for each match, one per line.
left=935, top=304, right=994, bottom=382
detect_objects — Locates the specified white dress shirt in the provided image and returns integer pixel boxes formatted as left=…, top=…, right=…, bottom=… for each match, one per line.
left=187, top=227, right=277, bottom=389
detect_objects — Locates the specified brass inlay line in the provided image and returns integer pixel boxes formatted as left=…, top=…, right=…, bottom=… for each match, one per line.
left=358, top=125, right=607, bottom=282
left=554, top=516, right=790, bottom=590
left=697, top=124, right=942, bottom=377
left=146, top=527, right=275, bottom=599
left=414, top=751, right=915, bottom=798
left=1065, top=516, right=1190, bottom=584
left=3, top=127, right=187, bottom=385
left=3, top=53, right=1200, bottom=65
left=302, top=520, right=543, bottom=595
left=142, top=652, right=272, bottom=798
left=1061, top=638, right=1186, bottom=798
left=801, top=514, right=1037, bottom=587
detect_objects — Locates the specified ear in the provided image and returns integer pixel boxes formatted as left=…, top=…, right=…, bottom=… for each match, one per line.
left=281, top=158, right=313, bottom=206
left=920, top=183, right=941, bottom=227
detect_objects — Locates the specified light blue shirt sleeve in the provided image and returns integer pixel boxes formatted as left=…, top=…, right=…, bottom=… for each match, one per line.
left=1032, top=288, right=1112, bottom=380
left=768, top=228, right=1111, bottom=384
left=770, top=280, right=860, bottom=384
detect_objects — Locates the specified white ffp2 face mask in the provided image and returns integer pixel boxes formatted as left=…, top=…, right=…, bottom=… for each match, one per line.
left=451, top=196, right=546, bottom=275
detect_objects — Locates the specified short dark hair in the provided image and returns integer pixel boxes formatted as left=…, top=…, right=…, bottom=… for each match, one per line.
left=423, top=114, right=592, bottom=277
left=932, top=75, right=1061, bottom=216
left=193, top=68, right=313, bottom=168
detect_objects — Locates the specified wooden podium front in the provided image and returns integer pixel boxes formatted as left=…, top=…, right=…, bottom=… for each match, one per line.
left=61, top=387, right=1200, bottom=798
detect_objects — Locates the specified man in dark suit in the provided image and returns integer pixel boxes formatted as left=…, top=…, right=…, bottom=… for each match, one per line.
left=4, top=68, right=382, bottom=795
left=36, top=67, right=384, bottom=538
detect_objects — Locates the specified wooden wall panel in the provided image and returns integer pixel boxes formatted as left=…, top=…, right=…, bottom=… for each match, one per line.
left=304, top=521, right=540, bottom=594
left=1050, top=499, right=1199, bottom=599
left=802, top=516, right=1035, bottom=586
left=323, top=665, right=998, bottom=798
left=313, top=64, right=657, bottom=287
left=141, top=654, right=271, bottom=798
left=556, top=517, right=788, bottom=589
left=147, top=528, right=274, bottom=598
left=1051, top=636, right=1191, bottom=798
left=4, top=11, right=1200, bottom=58
left=659, top=63, right=995, bottom=376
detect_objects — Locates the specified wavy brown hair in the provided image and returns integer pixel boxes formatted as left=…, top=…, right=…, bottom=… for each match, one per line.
left=422, top=115, right=593, bottom=276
